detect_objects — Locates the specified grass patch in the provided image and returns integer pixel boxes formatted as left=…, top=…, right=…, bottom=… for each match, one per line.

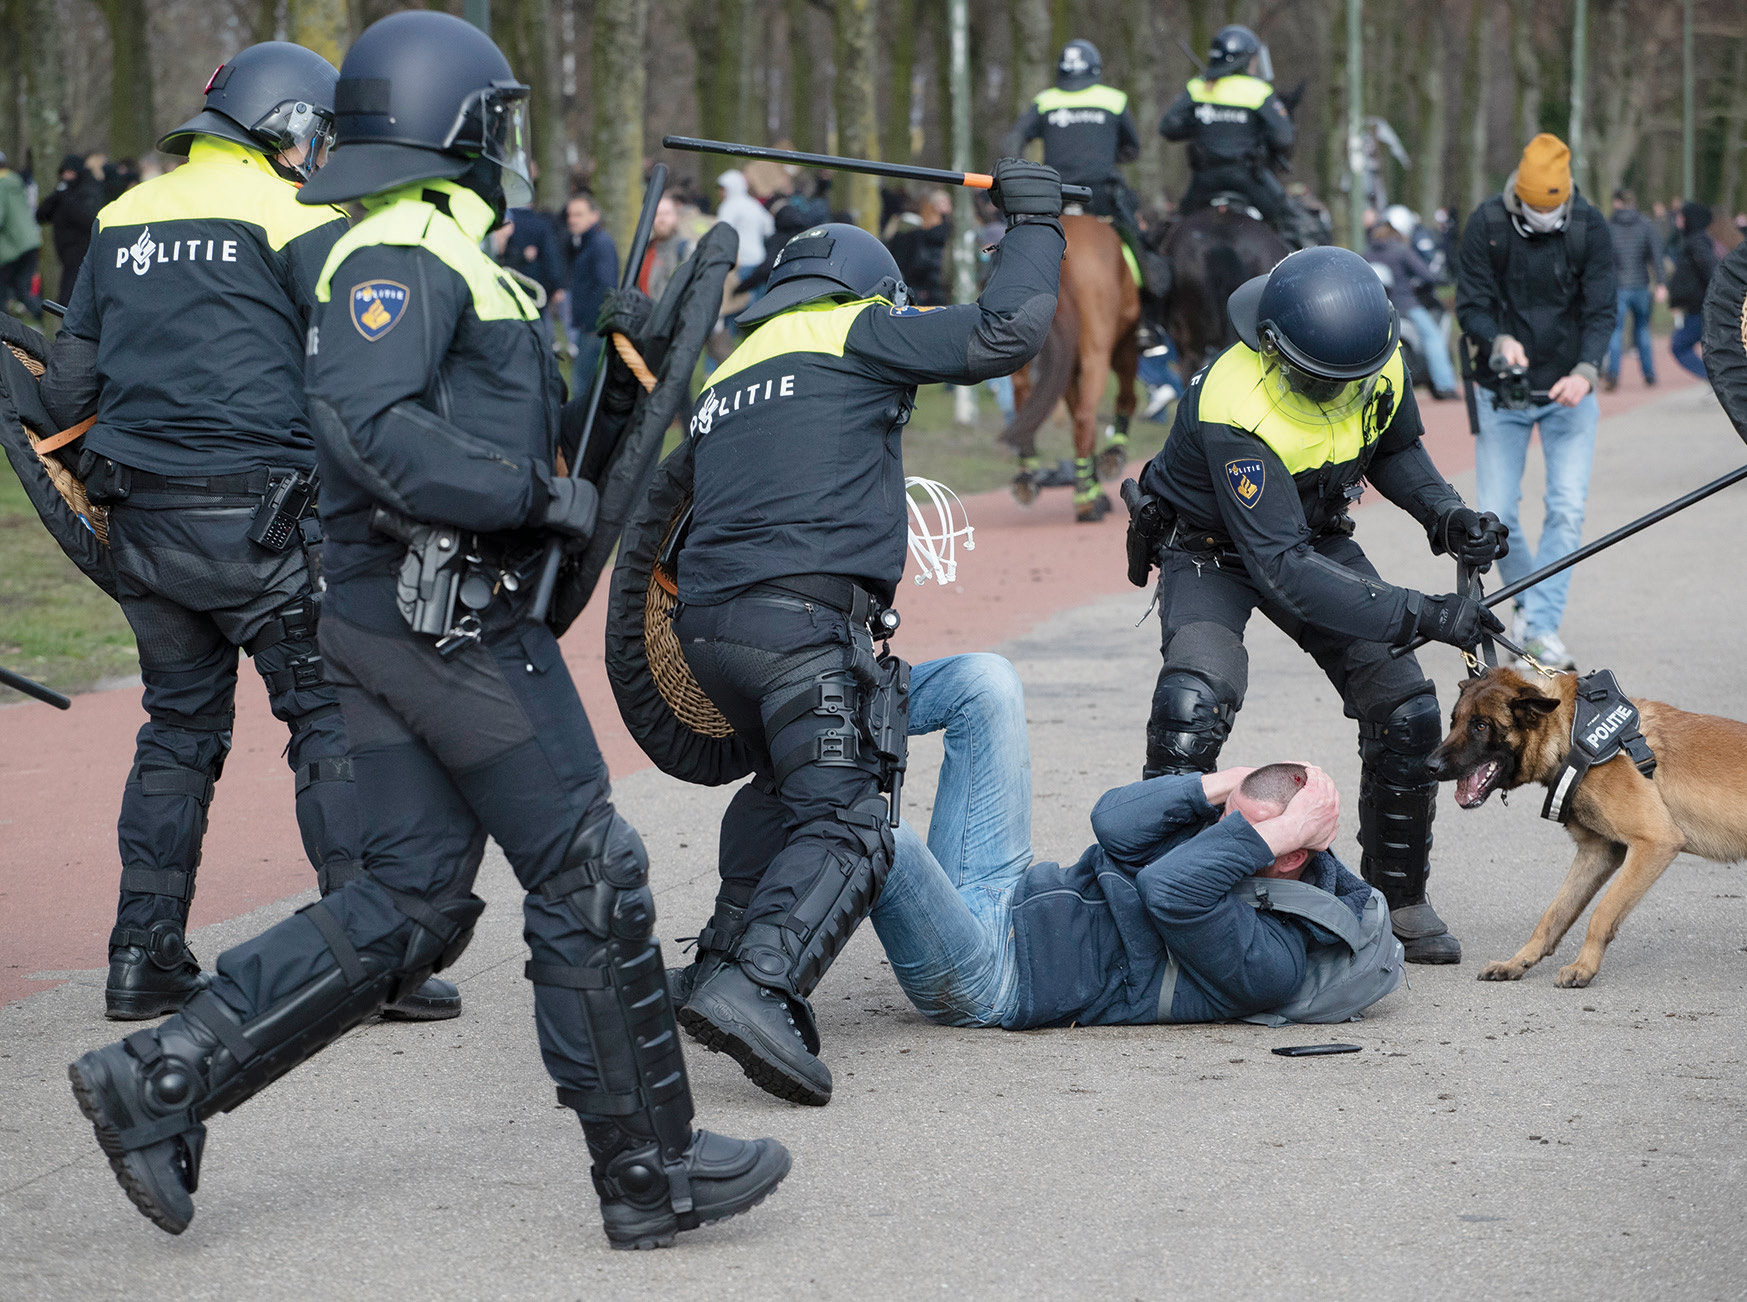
left=0, top=456, right=138, bottom=703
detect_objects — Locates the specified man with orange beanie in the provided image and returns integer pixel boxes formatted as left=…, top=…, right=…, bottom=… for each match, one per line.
left=1455, top=133, right=1615, bottom=670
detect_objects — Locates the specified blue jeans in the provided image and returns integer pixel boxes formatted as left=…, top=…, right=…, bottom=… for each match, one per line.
left=869, top=654, right=1032, bottom=1028
left=1404, top=305, right=1457, bottom=394
left=1606, top=287, right=1656, bottom=383
left=1670, top=313, right=1707, bottom=379
left=1474, top=386, right=1599, bottom=638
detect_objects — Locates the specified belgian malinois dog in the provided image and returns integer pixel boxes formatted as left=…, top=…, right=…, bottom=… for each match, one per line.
left=1428, top=667, right=1747, bottom=988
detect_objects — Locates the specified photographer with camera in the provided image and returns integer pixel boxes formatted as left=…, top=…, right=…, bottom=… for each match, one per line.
left=1455, top=134, right=1615, bottom=670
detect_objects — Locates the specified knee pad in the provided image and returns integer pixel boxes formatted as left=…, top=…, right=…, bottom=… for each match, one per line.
left=1359, top=692, right=1442, bottom=788
left=1146, top=671, right=1237, bottom=775
left=534, top=811, right=651, bottom=941
left=393, top=891, right=488, bottom=980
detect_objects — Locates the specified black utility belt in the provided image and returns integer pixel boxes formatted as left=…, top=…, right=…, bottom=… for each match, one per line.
left=370, top=506, right=540, bottom=656
left=749, top=575, right=901, bottom=638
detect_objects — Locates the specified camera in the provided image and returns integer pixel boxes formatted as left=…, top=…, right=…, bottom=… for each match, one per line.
left=1490, top=358, right=1535, bottom=411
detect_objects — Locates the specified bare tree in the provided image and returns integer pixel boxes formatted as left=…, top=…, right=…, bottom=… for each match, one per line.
left=832, top=0, right=879, bottom=232
left=286, top=0, right=345, bottom=65
left=1010, top=0, right=1051, bottom=120
left=20, top=0, right=67, bottom=171
left=1463, top=0, right=1493, bottom=214
left=785, top=0, right=815, bottom=152
left=1508, top=0, right=1541, bottom=149
left=883, top=0, right=917, bottom=168
left=99, top=0, right=155, bottom=160
left=499, top=0, right=568, bottom=209
left=1586, top=0, right=1680, bottom=204
left=1124, top=0, right=1165, bottom=204
left=1416, top=0, right=1449, bottom=219
left=594, top=0, right=647, bottom=258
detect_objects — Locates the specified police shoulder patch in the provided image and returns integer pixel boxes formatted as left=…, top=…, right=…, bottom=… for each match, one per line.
left=350, top=279, right=409, bottom=341
left=887, top=304, right=944, bottom=317
left=1225, top=457, right=1265, bottom=508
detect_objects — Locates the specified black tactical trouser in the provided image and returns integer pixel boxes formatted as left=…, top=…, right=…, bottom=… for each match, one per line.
left=673, top=591, right=897, bottom=997
left=107, top=499, right=357, bottom=934
left=198, top=603, right=643, bottom=1103
left=1144, top=535, right=1445, bottom=905
left=1181, top=163, right=1287, bottom=226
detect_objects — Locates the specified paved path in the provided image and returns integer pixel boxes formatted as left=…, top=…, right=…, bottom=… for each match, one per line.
left=3, top=367, right=1742, bottom=1298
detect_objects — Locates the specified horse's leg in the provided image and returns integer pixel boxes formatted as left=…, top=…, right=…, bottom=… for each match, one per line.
left=1006, top=361, right=1041, bottom=504
left=1100, top=318, right=1141, bottom=480
left=1073, top=320, right=1115, bottom=523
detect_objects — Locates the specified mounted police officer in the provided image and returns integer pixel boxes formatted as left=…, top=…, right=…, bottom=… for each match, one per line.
left=1159, top=25, right=1314, bottom=247
left=1001, top=40, right=1166, bottom=300
left=66, top=11, right=789, bottom=1247
left=40, top=43, right=456, bottom=1024
left=667, top=162, right=1065, bottom=1106
left=1129, top=247, right=1509, bottom=964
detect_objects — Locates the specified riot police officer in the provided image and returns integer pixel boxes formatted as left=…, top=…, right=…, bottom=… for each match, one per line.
left=39, top=43, right=456, bottom=1023
left=667, top=164, right=1065, bottom=1106
left=1159, top=25, right=1307, bottom=244
left=1001, top=40, right=1165, bottom=291
left=1130, top=247, right=1508, bottom=963
left=67, top=11, right=788, bottom=1247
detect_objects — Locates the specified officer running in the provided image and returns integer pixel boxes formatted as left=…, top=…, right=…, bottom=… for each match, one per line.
left=667, top=163, right=1066, bottom=1106
left=40, top=43, right=457, bottom=1023
left=1159, top=25, right=1315, bottom=248
left=67, top=12, right=789, bottom=1248
left=1129, top=247, right=1509, bottom=964
left=1002, top=39, right=1167, bottom=301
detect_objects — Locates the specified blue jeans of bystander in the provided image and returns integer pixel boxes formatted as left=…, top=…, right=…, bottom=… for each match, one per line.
left=1606, top=287, right=1656, bottom=383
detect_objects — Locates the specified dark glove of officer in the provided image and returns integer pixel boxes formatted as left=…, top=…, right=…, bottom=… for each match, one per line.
left=540, top=477, right=599, bottom=551
left=1434, top=506, right=1510, bottom=568
left=595, top=287, right=653, bottom=342
left=1411, top=592, right=1504, bottom=649
left=989, top=159, right=1063, bottom=222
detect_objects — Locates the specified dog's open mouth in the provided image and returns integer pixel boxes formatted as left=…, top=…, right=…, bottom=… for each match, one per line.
left=1455, top=761, right=1502, bottom=809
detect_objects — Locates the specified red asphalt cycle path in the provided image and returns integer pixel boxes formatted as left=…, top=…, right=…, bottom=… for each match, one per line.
left=0, top=349, right=1693, bottom=1005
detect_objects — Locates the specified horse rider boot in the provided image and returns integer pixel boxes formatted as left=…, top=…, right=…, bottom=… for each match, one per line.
left=1131, top=246, right=1508, bottom=964
left=68, top=11, right=786, bottom=1244
left=1160, top=25, right=1313, bottom=246
left=36, top=43, right=459, bottom=1024
left=666, top=175, right=1064, bottom=1105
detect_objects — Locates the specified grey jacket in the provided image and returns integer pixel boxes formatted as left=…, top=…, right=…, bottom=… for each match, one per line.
left=1608, top=208, right=1661, bottom=291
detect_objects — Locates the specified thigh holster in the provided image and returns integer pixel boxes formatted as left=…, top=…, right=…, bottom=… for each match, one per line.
left=528, top=811, right=695, bottom=1178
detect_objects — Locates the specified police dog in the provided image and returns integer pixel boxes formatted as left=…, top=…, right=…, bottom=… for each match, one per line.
left=1428, top=667, right=1747, bottom=988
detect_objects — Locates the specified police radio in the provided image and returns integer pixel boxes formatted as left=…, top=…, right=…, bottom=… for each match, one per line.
left=249, top=469, right=317, bottom=552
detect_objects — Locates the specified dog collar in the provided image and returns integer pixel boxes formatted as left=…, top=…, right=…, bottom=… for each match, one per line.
left=1541, top=668, right=1657, bottom=824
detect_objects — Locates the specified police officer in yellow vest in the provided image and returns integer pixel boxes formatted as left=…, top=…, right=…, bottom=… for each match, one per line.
left=1132, top=248, right=1510, bottom=964
left=40, top=43, right=456, bottom=1024
left=67, top=11, right=789, bottom=1247
left=1160, top=25, right=1296, bottom=232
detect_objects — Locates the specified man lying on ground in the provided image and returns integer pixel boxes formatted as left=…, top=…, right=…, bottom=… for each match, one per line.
left=868, top=654, right=1403, bottom=1029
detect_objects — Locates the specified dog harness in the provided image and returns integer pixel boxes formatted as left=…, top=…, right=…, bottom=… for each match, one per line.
left=1541, top=669, right=1657, bottom=824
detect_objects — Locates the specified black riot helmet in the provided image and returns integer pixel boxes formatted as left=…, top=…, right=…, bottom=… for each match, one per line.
left=1057, top=39, right=1103, bottom=89
left=736, top=223, right=909, bottom=328
left=298, top=10, right=531, bottom=208
left=158, top=42, right=339, bottom=183
left=1227, top=246, right=1400, bottom=423
left=1206, top=25, right=1271, bottom=81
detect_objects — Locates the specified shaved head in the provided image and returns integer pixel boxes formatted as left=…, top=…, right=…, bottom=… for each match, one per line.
left=1237, top=763, right=1308, bottom=816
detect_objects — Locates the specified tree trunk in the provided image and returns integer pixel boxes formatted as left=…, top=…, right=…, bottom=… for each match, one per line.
left=499, top=0, right=567, bottom=209
left=1463, top=0, right=1492, bottom=215
left=1049, top=0, right=1071, bottom=62
left=832, top=0, right=880, bottom=232
left=20, top=0, right=66, bottom=173
left=1719, top=38, right=1747, bottom=220
left=1186, top=0, right=1216, bottom=64
left=593, top=0, right=647, bottom=259
left=883, top=0, right=917, bottom=168
left=250, top=0, right=280, bottom=45
left=1010, top=0, right=1051, bottom=120
left=287, top=0, right=347, bottom=67
left=1417, top=0, right=1448, bottom=219
left=99, top=0, right=154, bottom=161
left=785, top=0, right=814, bottom=152
left=1509, top=0, right=1540, bottom=147
left=689, top=0, right=744, bottom=184
left=1125, top=0, right=1164, bottom=204
left=1585, top=0, right=1678, bottom=207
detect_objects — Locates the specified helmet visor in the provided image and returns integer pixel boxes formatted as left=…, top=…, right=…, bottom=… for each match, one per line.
left=251, top=99, right=337, bottom=181
left=1254, top=43, right=1275, bottom=83
left=1260, top=348, right=1381, bottom=425
left=445, top=85, right=533, bottom=208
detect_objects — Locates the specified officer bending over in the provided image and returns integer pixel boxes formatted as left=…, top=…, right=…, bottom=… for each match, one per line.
left=667, top=162, right=1065, bottom=1107
left=41, top=43, right=455, bottom=1023
left=1131, top=247, right=1507, bottom=963
left=68, top=12, right=788, bottom=1248
left=869, top=654, right=1402, bottom=1030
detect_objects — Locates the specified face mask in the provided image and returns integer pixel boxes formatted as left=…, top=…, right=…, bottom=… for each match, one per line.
left=1520, top=201, right=1568, bottom=235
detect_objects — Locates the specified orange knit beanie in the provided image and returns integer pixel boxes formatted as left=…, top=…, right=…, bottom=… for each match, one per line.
left=1514, top=133, right=1572, bottom=208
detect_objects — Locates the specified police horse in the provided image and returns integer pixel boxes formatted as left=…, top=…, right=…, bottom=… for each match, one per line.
left=1163, top=202, right=1291, bottom=378
left=1001, top=211, right=1140, bottom=523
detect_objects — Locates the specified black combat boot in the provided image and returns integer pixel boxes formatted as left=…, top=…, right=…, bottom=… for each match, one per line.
left=679, top=961, right=832, bottom=1107
left=581, top=1120, right=791, bottom=1250
left=665, top=902, right=746, bottom=1007
left=105, top=922, right=208, bottom=1021
left=380, top=975, right=462, bottom=1020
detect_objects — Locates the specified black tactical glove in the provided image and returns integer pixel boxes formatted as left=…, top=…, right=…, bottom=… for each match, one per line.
left=541, top=477, right=599, bottom=551
left=989, top=158, right=1063, bottom=223
left=595, top=287, right=653, bottom=342
left=1408, top=591, right=1504, bottom=649
left=1433, top=506, right=1510, bottom=568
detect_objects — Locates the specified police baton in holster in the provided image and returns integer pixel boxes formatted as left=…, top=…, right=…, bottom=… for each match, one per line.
left=529, top=163, right=669, bottom=624
left=0, top=664, right=72, bottom=709
left=660, top=136, right=1095, bottom=205
left=1394, top=461, right=1747, bottom=659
